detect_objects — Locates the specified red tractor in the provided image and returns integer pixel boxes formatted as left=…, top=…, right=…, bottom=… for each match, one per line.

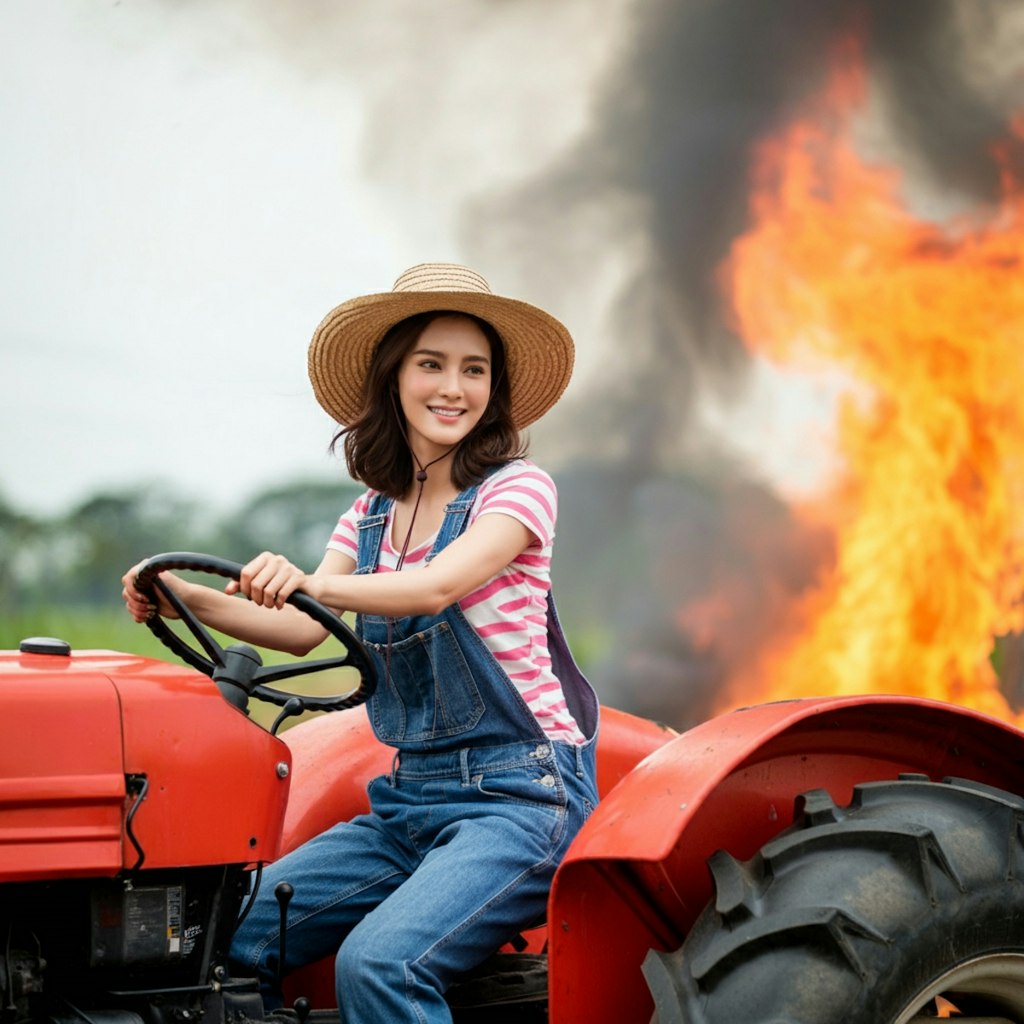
left=5, top=553, right=1024, bottom=1023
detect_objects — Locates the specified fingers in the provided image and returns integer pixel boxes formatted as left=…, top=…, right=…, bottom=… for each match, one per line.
left=123, top=587, right=154, bottom=622
left=235, top=552, right=306, bottom=609
left=121, top=562, right=183, bottom=622
left=122, top=560, right=156, bottom=622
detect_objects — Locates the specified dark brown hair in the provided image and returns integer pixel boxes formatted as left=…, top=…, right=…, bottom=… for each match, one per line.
left=332, top=311, right=527, bottom=496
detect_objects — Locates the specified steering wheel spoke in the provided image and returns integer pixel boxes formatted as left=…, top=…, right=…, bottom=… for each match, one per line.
left=152, top=575, right=227, bottom=668
left=253, top=655, right=371, bottom=712
left=134, top=552, right=377, bottom=716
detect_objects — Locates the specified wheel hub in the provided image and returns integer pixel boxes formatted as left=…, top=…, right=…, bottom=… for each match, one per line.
left=897, top=952, right=1024, bottom=1024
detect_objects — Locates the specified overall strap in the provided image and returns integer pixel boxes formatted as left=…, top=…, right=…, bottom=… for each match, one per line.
left=354, top=492, right=392, bottom=575
left=425, top=461, right=511, bottom=562
left=425, top=482, right=483, bottom=563
left=545, top=591, right=600, bottom=742
left=358, top=463, right=509, bottom=570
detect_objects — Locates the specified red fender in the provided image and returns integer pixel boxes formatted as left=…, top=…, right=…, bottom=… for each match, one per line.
left=280, top=704, right=675, bottom=854
left=279, top=704, right=674, bottom=1006
left=546, top=694, right=1024, bottom=1024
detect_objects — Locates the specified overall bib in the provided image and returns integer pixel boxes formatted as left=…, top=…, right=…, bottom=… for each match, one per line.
left=230, top=476, right=600, bottom=1024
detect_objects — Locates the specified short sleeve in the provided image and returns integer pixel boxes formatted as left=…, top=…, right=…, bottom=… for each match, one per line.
left=325, top=489, right=375, bottom=560
left=473, top=461, right=557, bottom=548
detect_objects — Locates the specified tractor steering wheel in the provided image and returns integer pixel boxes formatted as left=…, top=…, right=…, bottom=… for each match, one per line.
left=134, top=552, right=376, bottom=715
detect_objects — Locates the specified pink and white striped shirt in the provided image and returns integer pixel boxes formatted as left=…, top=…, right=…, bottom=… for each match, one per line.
left=327, top=460, right=585, bottom=745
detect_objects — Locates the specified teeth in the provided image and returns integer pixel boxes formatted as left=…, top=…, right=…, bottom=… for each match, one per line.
left=429, top=408, right=462, bottom=418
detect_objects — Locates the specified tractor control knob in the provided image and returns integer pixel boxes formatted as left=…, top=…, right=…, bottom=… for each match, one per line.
left=275, top=882, right=295, bottom=991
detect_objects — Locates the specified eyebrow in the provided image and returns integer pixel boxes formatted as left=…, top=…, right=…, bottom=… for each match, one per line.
left=413, top=348, right=490, bottom=364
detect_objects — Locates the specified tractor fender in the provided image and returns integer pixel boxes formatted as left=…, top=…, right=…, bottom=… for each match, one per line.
left=278, top=703, right=674, bottom=1009
left=279, top=708, right=393, bottom=855
left=279, top=704, right=675, bottom=856
left=546, top=694, right=1024, bottom=1024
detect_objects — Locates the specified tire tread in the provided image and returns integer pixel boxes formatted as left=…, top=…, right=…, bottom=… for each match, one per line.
left=643, top=777, right=1024, bottom=1023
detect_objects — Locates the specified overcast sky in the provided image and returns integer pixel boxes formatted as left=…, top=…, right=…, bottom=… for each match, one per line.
left=2, top=0, right=863, bottom=519
left=1, top=1, right=629, bottom=514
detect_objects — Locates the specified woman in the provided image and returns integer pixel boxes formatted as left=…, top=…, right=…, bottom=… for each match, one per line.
left=122, top=263, right=599, bottom=1024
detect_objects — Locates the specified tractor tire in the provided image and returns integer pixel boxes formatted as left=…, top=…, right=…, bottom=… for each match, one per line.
left=643, top=775, right=1024, bottom=1024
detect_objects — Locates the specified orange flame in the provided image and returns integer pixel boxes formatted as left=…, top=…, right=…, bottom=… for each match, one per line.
left=719, top=41, right=1024, bottom=721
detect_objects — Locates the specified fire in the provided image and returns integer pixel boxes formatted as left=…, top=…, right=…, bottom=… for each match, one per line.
left=718, top=42, right=1024, bottom=721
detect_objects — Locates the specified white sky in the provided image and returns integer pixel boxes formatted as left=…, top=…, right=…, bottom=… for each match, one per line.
left=1, top=0, right=844, bottom=517
left=0, top=1, right=619, bottom=512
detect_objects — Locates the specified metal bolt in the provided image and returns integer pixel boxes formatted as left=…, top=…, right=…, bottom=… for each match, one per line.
left=276, top=762, right=290, bottom=779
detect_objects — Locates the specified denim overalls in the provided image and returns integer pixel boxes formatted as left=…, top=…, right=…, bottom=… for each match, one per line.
left=230, top=475, right=599, bottom=1024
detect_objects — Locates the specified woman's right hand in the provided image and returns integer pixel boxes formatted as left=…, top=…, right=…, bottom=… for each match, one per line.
left=121, top=560, right=184, bottom=623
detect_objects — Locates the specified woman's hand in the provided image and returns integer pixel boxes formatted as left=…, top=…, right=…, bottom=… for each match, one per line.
left=228, top=551, right=311, bottom=609
left=121, top=560, right=184, bottom=623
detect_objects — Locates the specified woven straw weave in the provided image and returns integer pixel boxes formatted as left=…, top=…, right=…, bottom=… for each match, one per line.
left=308, top=263, right=574, bottom=429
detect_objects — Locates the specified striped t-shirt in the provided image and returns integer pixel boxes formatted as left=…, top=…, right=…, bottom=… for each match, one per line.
left=326, top=460, right=585, bottom=745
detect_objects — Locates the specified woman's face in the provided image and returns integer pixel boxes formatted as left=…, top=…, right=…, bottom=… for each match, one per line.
left=396, top=315, right=492, bottom=462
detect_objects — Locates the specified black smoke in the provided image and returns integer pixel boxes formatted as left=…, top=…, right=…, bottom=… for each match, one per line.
left=465, top=0, right=1023, bottom=726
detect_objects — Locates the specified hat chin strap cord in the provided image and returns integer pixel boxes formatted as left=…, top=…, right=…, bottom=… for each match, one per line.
left=382, top=392, right=467, bottom=689
left=387, top=390, right=466, bottom=570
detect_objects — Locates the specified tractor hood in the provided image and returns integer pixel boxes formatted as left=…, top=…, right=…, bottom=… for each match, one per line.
left=0, top=641, right=291, bottom=882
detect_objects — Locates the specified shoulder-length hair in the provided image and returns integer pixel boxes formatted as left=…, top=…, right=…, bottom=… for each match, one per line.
left=332, top=311, right=527, bottom=497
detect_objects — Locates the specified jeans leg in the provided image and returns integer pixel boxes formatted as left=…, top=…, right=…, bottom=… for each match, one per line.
left=229, top=810, right=410, bottom=1006
left=335, top=792, right=577, bottom=1024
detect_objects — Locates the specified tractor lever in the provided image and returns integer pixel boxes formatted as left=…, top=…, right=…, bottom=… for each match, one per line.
left=270, top=697, right=306, bottom=737
left=274, top=881, right=294, bottom=995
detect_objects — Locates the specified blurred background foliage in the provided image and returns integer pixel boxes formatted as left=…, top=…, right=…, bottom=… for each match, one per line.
left=3, top=466, right=1023, bottom=731
left=0, top=463, right=827, bottom=729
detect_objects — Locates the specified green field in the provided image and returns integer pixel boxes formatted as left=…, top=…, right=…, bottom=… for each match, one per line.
left=4, top=604, right=605, bottom=671
left=1, top=606, right=170, bottom=658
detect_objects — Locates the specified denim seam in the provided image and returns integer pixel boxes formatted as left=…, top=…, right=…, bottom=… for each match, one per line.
left=406, top=806, right=436, bottom=854
left=471, top=779, right=566, bottom=815
left=397, top=752, right=554, bottom=779
left=287, top=867, right=407, bottom=935
left=246, top=865, right=406, bottom=973
left=404, top=961, right=430, bottom=1024
left=412, top=803, right=570, bottom=975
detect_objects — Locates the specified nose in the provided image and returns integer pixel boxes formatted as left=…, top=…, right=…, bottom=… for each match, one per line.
left=437, top=369, right=462, bottom=398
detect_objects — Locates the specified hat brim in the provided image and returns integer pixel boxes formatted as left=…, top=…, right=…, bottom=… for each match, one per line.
left=308, top=290, right=574, bottom=429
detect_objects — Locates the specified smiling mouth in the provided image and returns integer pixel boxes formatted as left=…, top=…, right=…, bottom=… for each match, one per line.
left=428, top=407, right=464, bottom=419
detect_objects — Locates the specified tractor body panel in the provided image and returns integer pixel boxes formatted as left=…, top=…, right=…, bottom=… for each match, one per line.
left=0, top=647, right=291, bottom=879
left=8, top=637, right=1024, bottom=1023
left=546, top=694, right=1024, bottom=1023
left=1, top=652, right=125, bottom=880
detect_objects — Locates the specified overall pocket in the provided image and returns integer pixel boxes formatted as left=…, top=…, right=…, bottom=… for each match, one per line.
left=365, top=620, right=485, bottom=743
left=472, top=762, right=567, bottom=809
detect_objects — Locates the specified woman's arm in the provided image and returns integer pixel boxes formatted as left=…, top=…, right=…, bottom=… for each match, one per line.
left=235, top=512, right=535, bottom=619
left=122, top=549, right=357, bottom=657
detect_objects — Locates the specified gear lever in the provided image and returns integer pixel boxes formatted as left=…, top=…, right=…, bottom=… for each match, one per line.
left=274, top=881, right=294, bottom=994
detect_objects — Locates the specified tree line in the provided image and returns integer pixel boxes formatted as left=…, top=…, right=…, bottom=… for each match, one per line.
left=0, top=478, right=363, bottom=614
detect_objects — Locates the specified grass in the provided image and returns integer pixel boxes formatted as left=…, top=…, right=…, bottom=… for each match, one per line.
left=1, top=605, right=168, bottom=658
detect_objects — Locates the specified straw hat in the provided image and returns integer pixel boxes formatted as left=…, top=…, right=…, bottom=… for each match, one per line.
left=308, top=263, right=575, bottom=429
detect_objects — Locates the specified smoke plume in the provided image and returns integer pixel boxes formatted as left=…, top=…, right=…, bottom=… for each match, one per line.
left=463, top=0, right=1024, bottom=725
